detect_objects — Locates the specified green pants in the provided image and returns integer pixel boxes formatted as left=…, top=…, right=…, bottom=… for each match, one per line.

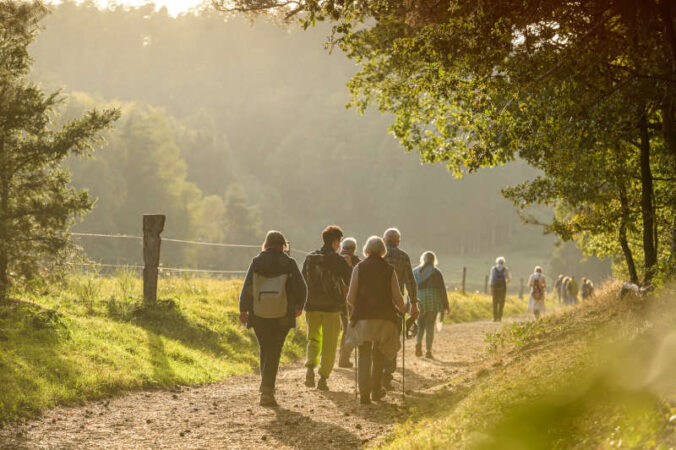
left=305, top=310, right=342, bottom=379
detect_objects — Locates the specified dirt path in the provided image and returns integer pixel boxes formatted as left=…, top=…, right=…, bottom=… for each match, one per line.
left=0, top=316, right=525, bottom=449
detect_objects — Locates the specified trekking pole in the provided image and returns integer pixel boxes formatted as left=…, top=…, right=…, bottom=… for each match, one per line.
left=401, top=315, right=405, bottom=402
left=354, top=345, right=358, bottom=397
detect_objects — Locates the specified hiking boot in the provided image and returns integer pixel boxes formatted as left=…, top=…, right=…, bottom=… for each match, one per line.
left=317, top=376, right=329, bottom=391
left=360, top=395, right=372, bottom=405
left=371, top=389, right=386, bottom=402
left=338, top=357, right=353, bottom=368
left=259, top=387, right=278, bottom=407
left=425, top=351, right=433, bottom=359
left=382, top=378, right=394, bottom=391
left=415, top=344, right=423, bottom=357
left=304, top=367, right=315, bottom=388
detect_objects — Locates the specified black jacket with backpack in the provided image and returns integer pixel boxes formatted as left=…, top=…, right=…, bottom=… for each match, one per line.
left=302, top=245, right=353, bottom=312
left=239, top=250, right=307, bottom=329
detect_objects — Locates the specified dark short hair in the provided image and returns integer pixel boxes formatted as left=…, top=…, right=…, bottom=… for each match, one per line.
left=322, top=225, right=343, bottom=246
left=262, top=230, right=287, bottom=250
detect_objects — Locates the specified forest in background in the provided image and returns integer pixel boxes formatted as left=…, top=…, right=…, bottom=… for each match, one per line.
left=29, top=1, right=610, bottom=284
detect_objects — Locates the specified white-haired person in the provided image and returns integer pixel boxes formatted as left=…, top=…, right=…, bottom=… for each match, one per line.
left=345, top=236, right=408, bottom=405
left=413, top=251, right=450, bottom=358
left=528, top=266, right=546, bottom=319
left=338, top=237, right=361, bottom=368
left=489, top=256, right=511, bottom=322
left=381, top=227, right=419, bottom=390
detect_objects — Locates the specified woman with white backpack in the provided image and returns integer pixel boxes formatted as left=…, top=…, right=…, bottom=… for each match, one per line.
left=528, top=266, right=547, bottom=319
left=239, top=230, right=307, bottom=407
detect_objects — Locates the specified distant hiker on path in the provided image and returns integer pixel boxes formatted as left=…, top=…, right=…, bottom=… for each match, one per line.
left=581, top=277, right=595, bottom=300
left=489, top=257, right=511, bottom=322
left=302, top=225, right=353, bottom=391
left=382, top=228, right=420, bottom=391
left=239, top=230, right=308, bottom=407
left=413, top=251, right=450, bottom=359
left=564, top=276, right=579, bottom=305
left=528, top=266, right=546, bottom=320
left=338, top=237, right=361, bottom=368
left=345, top=236, right=408, bottom=405
left=554, top=274, right=564, bottom=304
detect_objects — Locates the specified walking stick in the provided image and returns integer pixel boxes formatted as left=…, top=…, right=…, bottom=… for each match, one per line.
left=354, top=344, right=358, bottom=397
left=401, top=315, right=405, bottom=402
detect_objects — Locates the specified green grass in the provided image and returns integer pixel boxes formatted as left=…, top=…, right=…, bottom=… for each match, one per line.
left=444, top=291, right=529, bottom=324
left=382, top=283, right=676, bottom=449
left=0, top=273, right=305, bottom=424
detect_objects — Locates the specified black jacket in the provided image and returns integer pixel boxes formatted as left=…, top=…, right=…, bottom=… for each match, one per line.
left=239, top=250, right=307, bottom=328
left=302, top=244, right=352, bottom=312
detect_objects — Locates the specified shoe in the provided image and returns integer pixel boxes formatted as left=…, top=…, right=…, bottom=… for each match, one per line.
left=304, top=367, right=315, bottom=388
left=338, top=359, right=353, bottom=368
left=317, top=376, right=329, bottom=391
left=425, top=351, right=433, bottom=359
left=371, top=389, right=386, bottom=401
left=415, top=344, right=422, bottom=357
left=360, top=395, right=371, bottom=405
left=382, top=378, right=394, bottom=391
left=259, top=387, right=278, bottom=407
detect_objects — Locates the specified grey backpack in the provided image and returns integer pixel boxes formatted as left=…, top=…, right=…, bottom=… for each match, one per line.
left=252, top=272, right=289, bottom=319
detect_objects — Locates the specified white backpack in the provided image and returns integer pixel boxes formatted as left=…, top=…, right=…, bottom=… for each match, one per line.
left=252, top=272, right=289, bottom=319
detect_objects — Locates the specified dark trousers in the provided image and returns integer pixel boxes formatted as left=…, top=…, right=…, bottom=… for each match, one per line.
left=383, top=317, right=403, bottom=382
left=358, top=341, right=385, bottom=396
left=253, top=319, right=290, bottom=390
left=339, top=306, right=353, bottom=363
left=492, top=287, right=506, bottom=321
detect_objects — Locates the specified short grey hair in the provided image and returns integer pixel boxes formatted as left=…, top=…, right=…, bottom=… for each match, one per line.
left=383, top=228, right=401, bottom=243
left=363, top=236, right=387, bottom=258
left=420, top=251, right=437, bottom=267
left=341, top=237, right=357, bottom=252
left=496, top=256, right=506, bottom=265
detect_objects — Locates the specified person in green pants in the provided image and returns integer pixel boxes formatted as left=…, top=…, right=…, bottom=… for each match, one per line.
left=302, top=225, right=353, bottom=391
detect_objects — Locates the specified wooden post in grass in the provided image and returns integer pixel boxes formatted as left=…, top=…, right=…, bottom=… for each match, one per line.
left=484, top=275, right=489, bottom=294
left=461, top=266, right=467, bottom=294
left=519, top=277, right=525, bottom=300
left=143, top=214, right=165, bottom=303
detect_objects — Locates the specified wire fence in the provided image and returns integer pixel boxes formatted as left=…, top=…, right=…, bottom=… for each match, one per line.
left=71, top=232, right=310, bottom=276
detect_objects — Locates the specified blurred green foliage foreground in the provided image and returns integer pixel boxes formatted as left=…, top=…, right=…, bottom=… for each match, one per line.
left=384, top=282, right=676, bottom=449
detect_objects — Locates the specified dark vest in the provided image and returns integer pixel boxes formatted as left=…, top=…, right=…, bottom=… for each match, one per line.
left=350, top=256, right=398, bottom=323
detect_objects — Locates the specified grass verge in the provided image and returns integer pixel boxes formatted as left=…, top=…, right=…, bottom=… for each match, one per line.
left=445, top=291, right=529, bottom=324
left=382, top=283, right=676, bottom=449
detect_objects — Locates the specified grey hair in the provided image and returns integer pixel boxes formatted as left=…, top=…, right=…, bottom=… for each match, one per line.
left=383, top=227, right=401, bottom=243
left=341, top=237, right=357, bottom=251
left=535, top=266, right=542, bottom=273
left=363, top=235, right=387, bottom=258
left=420, top=251, right=437, bottom=267
left=496, top=256, right=506, bottom=265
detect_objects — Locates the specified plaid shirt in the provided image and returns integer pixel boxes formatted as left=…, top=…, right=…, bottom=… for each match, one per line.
left=384, top=243, right=418, bottom=303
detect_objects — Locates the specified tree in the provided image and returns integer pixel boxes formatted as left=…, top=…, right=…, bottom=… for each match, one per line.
left=0, top=1, right=119, bottom=301
left=220, top=0, right=676, bottom=283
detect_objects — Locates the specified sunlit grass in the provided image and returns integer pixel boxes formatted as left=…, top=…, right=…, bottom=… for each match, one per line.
left=382, top=283, right=676, bottom=449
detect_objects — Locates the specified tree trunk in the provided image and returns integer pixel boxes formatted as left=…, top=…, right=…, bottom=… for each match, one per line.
left=0, top=140, right=8, bottom=303
left=638, top=112, right=657, bottom=283
left=619, top=183, right=639, bottom=284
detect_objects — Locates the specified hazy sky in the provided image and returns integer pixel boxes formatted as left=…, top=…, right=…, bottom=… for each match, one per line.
left=67, top=0, right=205, bottom=16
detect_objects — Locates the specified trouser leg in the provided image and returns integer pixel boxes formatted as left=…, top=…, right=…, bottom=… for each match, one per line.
left=305, top=311, right=322, bottom=369
left=318, top=312, right=341, bottom=379
left=383, top=317, right=402, bottom=382
left=492, top=294, right=499, bottom=321
left=371, top=344, right=385, bottom=392
left=495, top=288, right=506, bottom=320
left=254, top=322, right=289, bottom=389
left=425, top=312, right=437, bottom=352
left=357, top=342, right=372, bottom=395
left=339, top=308, right=353, bottom=363
left=416, top=313, right=425, bottom=346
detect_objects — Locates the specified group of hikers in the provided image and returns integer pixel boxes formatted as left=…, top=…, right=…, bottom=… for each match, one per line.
left=239, top=226, right=596, bottom=407
left=489, top=257, right=595, bottom=322
left=238, top=226, right=449, bottom=407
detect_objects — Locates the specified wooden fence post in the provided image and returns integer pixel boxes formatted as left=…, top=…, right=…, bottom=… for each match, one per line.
left=461, top=266, right=467, bottom=294
left=484, top=275, right=489, bottom=294
left=519, top=277, right=525, bottom=300
left=143, top=214, right=165, bottom=303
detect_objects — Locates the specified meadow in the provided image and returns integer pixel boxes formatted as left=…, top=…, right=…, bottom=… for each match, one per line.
left=0, top=272, right=528, bottom=424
